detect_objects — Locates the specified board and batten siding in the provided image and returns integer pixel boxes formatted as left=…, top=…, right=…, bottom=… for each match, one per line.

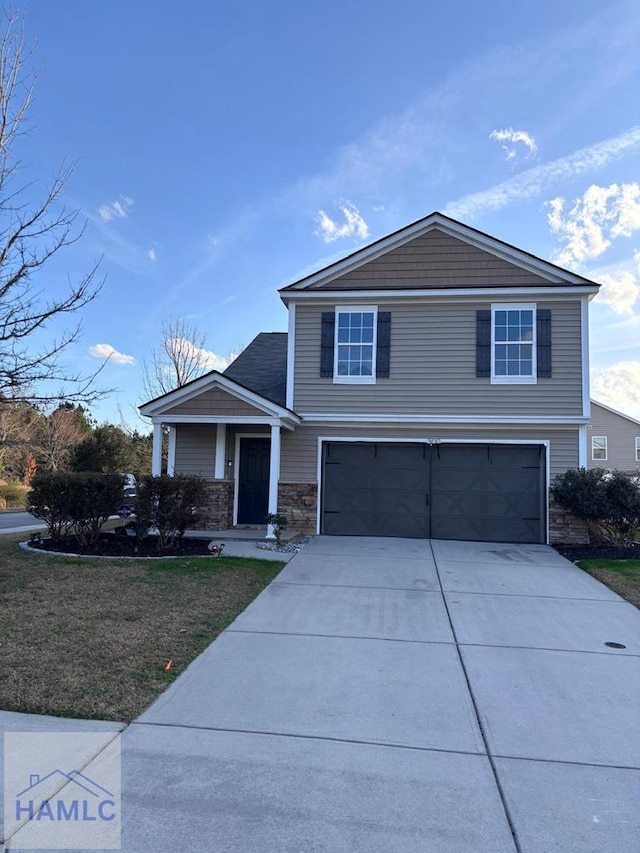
left=293, top=299, right=583, bottom=416
left=322, top=230, right=556, bottom=288
left=174, top=424, right=218, bottom=480
left=165, top=387, right=265, bottom=417
left=280, top=424, right=579, bottom=483
left=587, top=403, right=640, bottom=473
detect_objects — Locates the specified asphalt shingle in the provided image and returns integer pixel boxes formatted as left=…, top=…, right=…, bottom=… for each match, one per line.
left=224, top=332, right=288, bottom=408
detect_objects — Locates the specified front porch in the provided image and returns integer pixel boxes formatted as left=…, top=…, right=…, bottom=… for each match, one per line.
left=140, top=371, right=301, bottom=539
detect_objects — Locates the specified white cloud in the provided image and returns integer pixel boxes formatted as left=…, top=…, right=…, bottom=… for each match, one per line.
left=98, top=196, right=134, bottom=222
left=147, top=247, right=157, bottom=261
left=168, top=339, right=231, bottom=372
left=315, top=202, right=370, bottom=243
left=446, top=125, right=640, bottom=222
left=489, top=127, right=537, bottom=160
left=594, top=266, right=640, bottom=316
left=591, top=360, right=640, bottom=419
left=88, top=343, right=136, bottom=366
left=546, top=183, right=640, bottom=267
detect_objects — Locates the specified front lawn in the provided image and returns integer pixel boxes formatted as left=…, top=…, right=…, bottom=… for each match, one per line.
left=0, top=534, right=284, bottom=722
left=577, top=559, right=640, bottom=609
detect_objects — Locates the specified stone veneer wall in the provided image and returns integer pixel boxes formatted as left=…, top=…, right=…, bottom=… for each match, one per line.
left=548, top=495, right=590, bottom=545
left=278, top=483, right=318, bottom=532
left=199, top=480, right=234, bottom=530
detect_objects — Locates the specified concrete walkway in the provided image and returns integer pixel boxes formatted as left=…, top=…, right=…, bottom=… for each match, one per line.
left=4, top=537, right=640, bottom=851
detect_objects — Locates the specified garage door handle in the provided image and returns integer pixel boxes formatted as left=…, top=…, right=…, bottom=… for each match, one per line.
left=425, top=493, right=429, bottom=506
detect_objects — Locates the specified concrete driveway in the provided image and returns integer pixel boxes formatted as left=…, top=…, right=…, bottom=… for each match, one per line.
left=5, top=537, right=639, bottom=851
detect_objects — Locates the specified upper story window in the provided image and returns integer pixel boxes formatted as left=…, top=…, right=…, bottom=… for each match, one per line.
left=491, top=303, right=537, bottom=384
left=334, top=306, right=377, bottom=384
left=592, top=436, right=607, bottom=460
left=636, top=437, right=640, bottom=462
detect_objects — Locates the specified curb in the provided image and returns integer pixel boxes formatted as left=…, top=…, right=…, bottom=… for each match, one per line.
left=18, top=540, right=222, bottom=561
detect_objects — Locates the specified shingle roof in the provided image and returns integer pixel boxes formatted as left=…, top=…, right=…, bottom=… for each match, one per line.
left=223, top=332, right=288, bottom=407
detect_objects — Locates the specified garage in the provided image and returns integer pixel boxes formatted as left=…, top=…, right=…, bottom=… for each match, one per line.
left=321, top=441, right=546, bottom=544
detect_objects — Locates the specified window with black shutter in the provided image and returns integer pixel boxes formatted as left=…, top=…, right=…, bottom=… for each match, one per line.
left=320, top=307, right=391, bottom=382
left=477, top=304, right=552, bottom=383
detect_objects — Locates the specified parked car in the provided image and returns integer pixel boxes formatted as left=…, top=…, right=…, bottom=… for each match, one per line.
left=122, top=473, right=137, bottom=503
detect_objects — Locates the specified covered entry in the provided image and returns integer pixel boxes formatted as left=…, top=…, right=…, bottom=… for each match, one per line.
left=321, top=441, right=546, bottom=544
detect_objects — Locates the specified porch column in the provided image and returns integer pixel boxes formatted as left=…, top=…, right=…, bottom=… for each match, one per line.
left=167, top=426, right=177, bottom=476
left=214, top=423, right=226, bottom=479
left=266, top=423, right=281, bottom=539
left=152, top=422, right=163, bottom=475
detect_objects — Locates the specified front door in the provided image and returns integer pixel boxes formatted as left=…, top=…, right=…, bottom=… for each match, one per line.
left=237, top=437, right=270, bottom=524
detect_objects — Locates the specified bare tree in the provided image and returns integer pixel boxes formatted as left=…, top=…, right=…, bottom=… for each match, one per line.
left=31, top=405, right=87, bottom=472
left=0, top=11, right=105, bottom=405
left=142, top=316, right=232, bottom=400
left=0, top=397, right=38, bottom=475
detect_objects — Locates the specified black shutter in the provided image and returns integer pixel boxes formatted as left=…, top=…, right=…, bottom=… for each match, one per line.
left=537, top=309, right=552, bottom=378
left=376, top=312, right=391, bottom=378
left=320, top=311, right=335, bottom=377
left=476, top=310, right=491, bottom=377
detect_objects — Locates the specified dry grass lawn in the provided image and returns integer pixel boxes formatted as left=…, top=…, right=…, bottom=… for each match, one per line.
left=0, top=533, right=284, bottom=722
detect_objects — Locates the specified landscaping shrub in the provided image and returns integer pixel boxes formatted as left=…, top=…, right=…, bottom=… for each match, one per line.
left=551, top=467, right=640, bottom=545
left=132, top=475, right=209, bottom=549
left=28, top=472, right=124, bottom=544
left=0, top=480, right=29, bottom=508
left=28, top=473, right=77, bottom=541
left=66, top=473, right=125, bottom=546
left=266, top=512, right=288, bottom=542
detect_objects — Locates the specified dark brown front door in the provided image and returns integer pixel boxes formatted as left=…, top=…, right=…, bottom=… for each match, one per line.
left=237, top=437, right=270, bottom=524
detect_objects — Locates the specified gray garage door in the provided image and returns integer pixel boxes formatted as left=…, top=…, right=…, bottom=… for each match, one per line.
left=321, top=442, right=546, bottom=543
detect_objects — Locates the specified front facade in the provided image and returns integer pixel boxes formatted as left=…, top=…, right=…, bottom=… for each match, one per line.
left=588, top=400, right=640, bottom=474
left=139, top=212, right=600, bottom=544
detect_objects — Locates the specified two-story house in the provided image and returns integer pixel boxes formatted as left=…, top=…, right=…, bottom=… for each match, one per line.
left=139, top=212, right=600, bottom=545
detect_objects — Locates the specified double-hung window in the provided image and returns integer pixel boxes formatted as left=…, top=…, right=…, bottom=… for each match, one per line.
left=592, top=436, right=607, bottom=461
left=491, top=303, right=536, bottom=384
left=635, top=437, right=640, bottom=462
left=334, top=306, right=377, bottom=383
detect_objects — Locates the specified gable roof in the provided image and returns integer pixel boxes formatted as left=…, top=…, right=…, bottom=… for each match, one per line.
left=591, top=399, right=640, bottom=427
left=280, top=210, right=600, bottom=296
left=223, top=332, right=288, bottom=407
left=139, top=356, right=297, bottom=426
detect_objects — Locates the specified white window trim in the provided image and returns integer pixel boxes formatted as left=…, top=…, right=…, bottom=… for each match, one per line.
left=333, top=305, right=377, bottom=385
left=635, top=436, right=640, bottom=462
left=490, top=302, right=537, bottom=385
left=592, top=435, right=607, bottom=461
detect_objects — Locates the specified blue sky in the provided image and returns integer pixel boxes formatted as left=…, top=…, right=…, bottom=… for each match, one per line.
left=19, top=0, right=640, bottom=422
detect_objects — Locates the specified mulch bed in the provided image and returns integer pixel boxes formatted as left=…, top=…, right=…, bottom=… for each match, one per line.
left=554, top=542, right=640, bottom=562
left=29, top=532, right=218, bottom=558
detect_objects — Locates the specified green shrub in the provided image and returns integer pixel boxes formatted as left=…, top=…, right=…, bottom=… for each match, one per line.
left=551, top=468, right=640, bottom=545
left=66, top=473, right=125, bottom=546
left=28, top=472, right=124, bottom=544
left=132, top=475, right=209, bottom=549
left=0, top=481, right=29, bottom=508
left=266, top=512, right=288, bottom=542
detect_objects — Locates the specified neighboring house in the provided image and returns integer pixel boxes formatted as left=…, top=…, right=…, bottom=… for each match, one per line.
left=588, top=400, right=640, bottom=474
left=139, top=211, right=600, bottom=544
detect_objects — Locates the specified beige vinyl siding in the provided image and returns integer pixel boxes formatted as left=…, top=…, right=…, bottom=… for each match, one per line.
left=322, top=231, right=555, bottom=288
left=587, top=403, right=640, bottom=473
left=166, top=387, right=265, bottom=417
left=174, top=425, right=218, bottom=479
left=174, top=424, right=270, bottom=480
left=294, top=299, right=583, bottom=416
left=281, top=424, right=579, bottom=482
